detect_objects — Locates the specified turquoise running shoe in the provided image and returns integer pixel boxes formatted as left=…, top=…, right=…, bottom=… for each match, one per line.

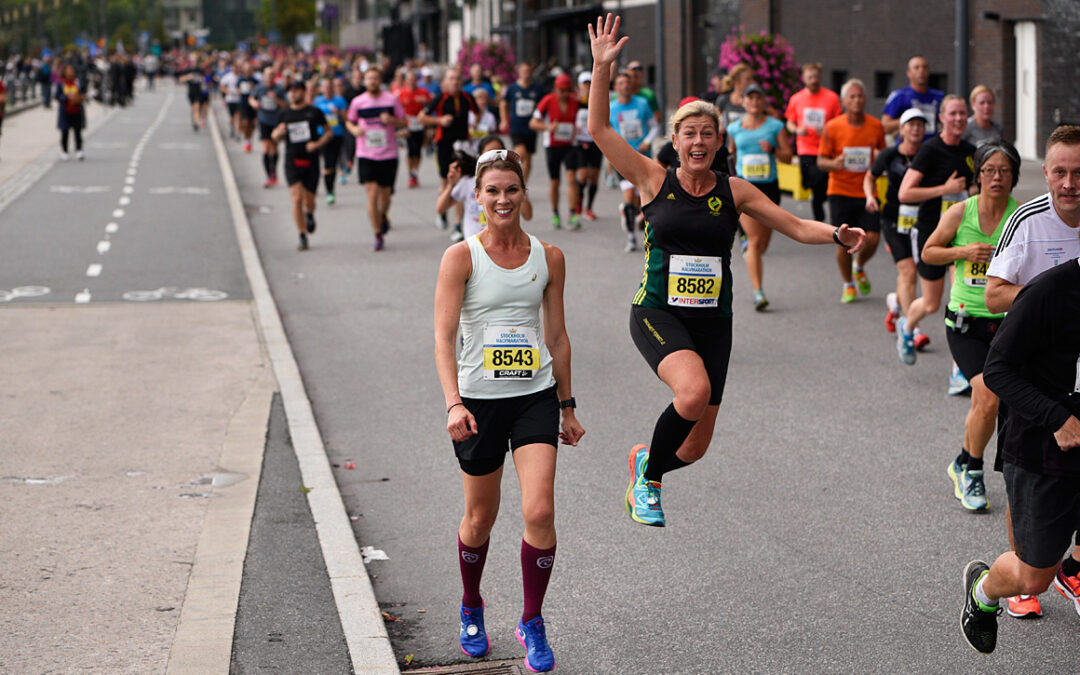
left=516, top=616, right=555, bottom=672
left=626, top=444, right=665, bottom=527
left=896, top=317, right=916, bottom=366
left=459, top=603, right=489, bottom=657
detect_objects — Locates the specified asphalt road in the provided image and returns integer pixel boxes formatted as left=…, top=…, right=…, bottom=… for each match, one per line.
left=219, top=96, right=1076, bottom=674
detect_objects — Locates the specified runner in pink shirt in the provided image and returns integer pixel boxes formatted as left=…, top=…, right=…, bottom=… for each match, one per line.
left=346, top=67, right=407, bottom=251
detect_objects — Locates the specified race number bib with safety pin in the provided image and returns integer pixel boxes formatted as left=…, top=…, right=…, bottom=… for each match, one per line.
left=668, top=255, right=723, bottom=308
left=482, top=326, right=540, bottom=380
left=742, top=153, right=771, bottom=181
left=942, top=191, right=966, bottom=213
left=620, top=116, right=643, bottom=141
left=287, top=121, right=312, bottom=144
left=554, top=123, right=574, bottom=143
left=897, top=204, right=918, bottom=234
left=240, top=81, right=252, bottom=94
left=515, top=98, right=535, bottom=118
left=843, top=146, right=871, bottom=172
left=365, top=127, right=388, bottom=149
left=803, top=107, right=825, bottom=132
left=407, top=115, right=423, bottom=132
left=964, top=261, right=989, bottom=287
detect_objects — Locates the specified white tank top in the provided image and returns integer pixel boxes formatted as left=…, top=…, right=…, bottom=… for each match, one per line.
left=458, top=233, right=555, bottom=398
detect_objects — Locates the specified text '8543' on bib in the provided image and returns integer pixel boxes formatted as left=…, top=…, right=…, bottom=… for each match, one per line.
left=668, top=255, right=722, bottom=308
left=483, top=326, right=540, bottom=380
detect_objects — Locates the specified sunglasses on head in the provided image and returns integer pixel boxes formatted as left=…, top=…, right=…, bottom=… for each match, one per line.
left=476, top=149, right=522, bottom=168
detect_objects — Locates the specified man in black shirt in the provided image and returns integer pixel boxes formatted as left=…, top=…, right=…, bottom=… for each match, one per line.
left=960, top=259, right=1080, bottom=654
left=272, top=81, right=332, bottom=251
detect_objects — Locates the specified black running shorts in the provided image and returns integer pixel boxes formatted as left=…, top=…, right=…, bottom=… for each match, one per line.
left=545, top=146, right=573, bottom=180
left=946, top=319, right=1001, bottom=381
left=566, top=142, right=603, bottom=170
left=629, top=305, right=732, bottom=406
left=1004, top=462, right=1080, bottom=569
left=453, top=384, right=560, bottom=476
left=882, top=220, right=915, bottom=263
left=356, top=158, right=398, bottom=187
left=828, top=194, right=880, bottom=233
left=914, top=224, right=947, bottom=281
left=511, top=132, right=538, bottom=155
left=285, top=157, right=319, bottom=193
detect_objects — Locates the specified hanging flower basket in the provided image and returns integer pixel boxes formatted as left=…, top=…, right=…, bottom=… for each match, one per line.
left=719, top=28, right=801, bottom=114
left=457, top=38, right=516, bottom=84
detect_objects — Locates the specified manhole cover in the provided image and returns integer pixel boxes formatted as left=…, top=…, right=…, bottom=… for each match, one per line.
left=413, top=660, right=523, bottom=674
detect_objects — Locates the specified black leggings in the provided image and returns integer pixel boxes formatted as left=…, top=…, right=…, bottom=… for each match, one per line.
left=61, top=127, right=83, bottom=153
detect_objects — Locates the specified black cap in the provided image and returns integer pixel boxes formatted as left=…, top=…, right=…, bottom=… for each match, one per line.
left=743, top=83, right=765, bottom=97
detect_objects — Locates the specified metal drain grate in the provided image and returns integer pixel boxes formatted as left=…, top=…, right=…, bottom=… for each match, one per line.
left=413, top=659, right=524, bottom=674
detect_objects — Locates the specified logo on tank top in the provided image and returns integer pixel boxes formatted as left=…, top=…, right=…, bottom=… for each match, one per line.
left=536, top=555, right=554, bottom=569
left=461, top=551, right=480, bottom=563
left=966, top=156, right=975, bottom=172
left=667, top=193, right=676, bottom=200
left=708, top=196, right=723, bottom=216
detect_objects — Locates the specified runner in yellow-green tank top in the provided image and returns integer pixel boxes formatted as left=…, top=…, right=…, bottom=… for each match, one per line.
left=920, top=142, right=1022, bottom=513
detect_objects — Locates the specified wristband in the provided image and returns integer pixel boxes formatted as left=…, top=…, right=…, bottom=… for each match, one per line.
left=832, top=228, right=844, bottom=246
left=447, top=402, right=464, bottom=414
left=559, top=397, right=576, bottom=409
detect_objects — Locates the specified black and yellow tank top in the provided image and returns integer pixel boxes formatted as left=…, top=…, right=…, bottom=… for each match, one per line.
left=633, top=169, right=739, bottom=318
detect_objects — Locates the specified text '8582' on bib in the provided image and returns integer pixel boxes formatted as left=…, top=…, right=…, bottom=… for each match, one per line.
left=483, top=326, right=540, bottom=380
left=668, top=255, right=722, bottom=308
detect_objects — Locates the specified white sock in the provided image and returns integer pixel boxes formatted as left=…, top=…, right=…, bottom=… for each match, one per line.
left=974, top=575, right=998, bottom=607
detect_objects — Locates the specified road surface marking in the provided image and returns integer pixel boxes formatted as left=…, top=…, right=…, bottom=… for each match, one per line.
left=86, top=264, right=102, bottom=277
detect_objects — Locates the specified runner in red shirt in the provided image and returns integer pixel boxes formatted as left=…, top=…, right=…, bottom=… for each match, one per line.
left=529, top=74, right=581, bottom=229
left=785, top=63, right=843, bottom=222
left=396, top=69, right=433, bottom=188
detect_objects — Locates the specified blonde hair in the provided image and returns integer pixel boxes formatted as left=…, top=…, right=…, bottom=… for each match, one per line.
left=940, top=93, right=967, bottom=118
left=840, top=78, right=865, bottom=100
left=670, top=100, right=721, bottom=136
left=720, top=63, right=751, bottom=93
left=969, top=84, right=994, bottom=106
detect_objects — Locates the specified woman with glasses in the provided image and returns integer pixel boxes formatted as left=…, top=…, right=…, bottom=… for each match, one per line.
left=587, top=14, right=865, bottom=528
left=434, top=147, right=585, bottom=672
left=920, top=142, right=1021, bottom=513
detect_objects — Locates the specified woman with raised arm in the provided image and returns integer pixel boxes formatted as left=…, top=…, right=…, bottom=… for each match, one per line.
left=434, top=148, right=584, bottom=672
left=587, top=13, right=865, bottom=527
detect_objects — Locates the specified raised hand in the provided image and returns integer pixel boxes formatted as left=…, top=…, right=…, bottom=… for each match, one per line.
left=588, top=13, right=629, bottom=68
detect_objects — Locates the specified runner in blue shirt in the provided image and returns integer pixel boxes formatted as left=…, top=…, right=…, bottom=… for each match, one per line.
left=609, top=70, right=659, bottom=252
left=500, top=62, right=546, bottom=181
left=881, top=56, right=944, bottom=140
left=313, top=78, right=348, bottom=204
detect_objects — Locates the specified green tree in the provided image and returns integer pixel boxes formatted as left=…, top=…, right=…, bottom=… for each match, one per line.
left=259, top=0, right=314, bottom=45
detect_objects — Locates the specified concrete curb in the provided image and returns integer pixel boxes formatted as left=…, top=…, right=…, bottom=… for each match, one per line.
left=207, top=109, right=400, bottom=673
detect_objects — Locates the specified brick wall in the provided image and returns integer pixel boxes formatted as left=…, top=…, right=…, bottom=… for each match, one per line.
left=1040, top=0, right=1080, bottom=145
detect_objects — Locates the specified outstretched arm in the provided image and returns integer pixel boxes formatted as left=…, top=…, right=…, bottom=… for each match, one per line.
left=586, top=14, right=665, bottom=203
left=731, top=177, right=865, bottom=252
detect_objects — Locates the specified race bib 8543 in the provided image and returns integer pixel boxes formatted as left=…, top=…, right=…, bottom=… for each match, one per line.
left=482, top=326, right=540, bottom=380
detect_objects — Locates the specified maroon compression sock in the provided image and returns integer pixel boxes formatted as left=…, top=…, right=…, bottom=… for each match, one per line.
left=521, top=539, right=556, bottom=622
left=458, top=535, right=489, bottom=608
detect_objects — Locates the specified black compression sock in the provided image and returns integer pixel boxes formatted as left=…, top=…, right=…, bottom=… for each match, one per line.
left=269, top=153, right=279, bottom=175
left=262, top=153, right=271, bottom=176
left=967, top=457, right=984, bottom=471
left=643, top=403, right=697, bottom=482
left=587, top=183, right=598, bottom=209
left=1063, top=556, right=1080, bottom=577
left=324, top=172, right=336, bottom=194
left=664, top=456, right=692, bottom=474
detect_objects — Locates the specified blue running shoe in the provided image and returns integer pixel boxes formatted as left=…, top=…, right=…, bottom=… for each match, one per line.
left=516, top=616, right=555, bottom=672
left=949, top=362, right=972, bottom=396
left=626, top=444, right=665, bottom=527
left=896, top=317, right=916, bottom=366
left=459, top=603, right=489, bottom=657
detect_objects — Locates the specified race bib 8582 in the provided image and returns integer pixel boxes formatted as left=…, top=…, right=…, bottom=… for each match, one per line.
left=668, top=255, right=723, bottom=308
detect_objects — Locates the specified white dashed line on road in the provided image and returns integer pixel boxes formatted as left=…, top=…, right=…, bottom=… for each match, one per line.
left=118, top=196, right=131, bottom=206
left=96, top=240, right=111, bottom=254
left=105, top=222, right=119, bottom=233
left=74, top=289, right=91, bottom=303
left=86, top=264, right=102, bottom=277
left=112, top=209, right=124, bottom=218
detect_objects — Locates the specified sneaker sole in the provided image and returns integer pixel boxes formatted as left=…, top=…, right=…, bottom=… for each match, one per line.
left=1005, top=605, right=1043, bottom=619
left=960, top=560, right=994, bottom=654
left=516, top=628, right=554, bottom=673
left=1054, top=577, right=1080, bottom=616
left=947, top=462, right=964, bottom=500
left=626, top=445, right=662, bottom=527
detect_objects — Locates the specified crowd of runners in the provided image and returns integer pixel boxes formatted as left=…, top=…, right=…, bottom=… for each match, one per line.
left=25, top=14, right=1079, bottom=670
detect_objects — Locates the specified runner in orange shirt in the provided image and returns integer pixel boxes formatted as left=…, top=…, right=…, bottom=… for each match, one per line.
left=785, top=63, right=842, bottom=223
left=818, top=79, right=886, bottom=303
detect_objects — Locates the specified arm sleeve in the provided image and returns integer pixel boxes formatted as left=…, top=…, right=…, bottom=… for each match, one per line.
left=984, top=285, right=1073, bottom=431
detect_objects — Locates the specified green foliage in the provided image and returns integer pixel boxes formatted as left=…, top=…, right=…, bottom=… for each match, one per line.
left=259, top=0, right=315, bottom=44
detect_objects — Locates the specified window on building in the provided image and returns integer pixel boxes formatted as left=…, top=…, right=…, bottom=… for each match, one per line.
left=831, top=70, right=848, bottom=95
left=874, top=71, right=893, bottom=98
left=929, top=73, right=948, bottom=93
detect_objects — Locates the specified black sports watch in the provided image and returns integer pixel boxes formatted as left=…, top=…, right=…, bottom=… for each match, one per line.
left=559, top=397, right=577, bottom=409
